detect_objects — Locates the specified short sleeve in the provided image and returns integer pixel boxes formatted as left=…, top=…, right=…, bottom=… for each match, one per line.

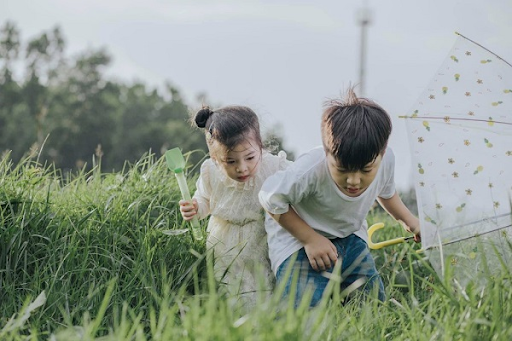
left=193, top=160, right=212, bottom=219
left=259, top=167, right=310, bottom=215
left=378, top=148, right=396, bottom=199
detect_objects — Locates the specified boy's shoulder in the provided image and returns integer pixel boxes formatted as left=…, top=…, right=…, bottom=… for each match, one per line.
left=382, top=146, right=395, bottom=166
left=296, top=146, right=325, bottom=162
left=284, top=146, right=326, bottom=178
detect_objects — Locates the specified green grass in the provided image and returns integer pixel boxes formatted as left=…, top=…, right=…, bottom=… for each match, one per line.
left=1, top=152, right=511, bottom=340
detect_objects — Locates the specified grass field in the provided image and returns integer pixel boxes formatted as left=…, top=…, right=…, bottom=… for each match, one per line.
left=1, top=153, right=511, bottom=340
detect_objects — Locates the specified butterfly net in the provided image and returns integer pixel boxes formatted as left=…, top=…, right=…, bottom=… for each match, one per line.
left=402, top=33, right=512, bottom=286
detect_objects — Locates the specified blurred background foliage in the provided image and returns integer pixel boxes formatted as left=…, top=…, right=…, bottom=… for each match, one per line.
left=0, top=21, right=294, bottom=175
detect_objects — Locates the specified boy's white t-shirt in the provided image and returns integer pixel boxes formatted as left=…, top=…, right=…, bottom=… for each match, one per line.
left=259, top=146, right=396, bottom=274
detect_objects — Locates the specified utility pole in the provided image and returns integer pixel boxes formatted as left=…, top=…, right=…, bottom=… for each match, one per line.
left=356, top=6, right=372, bottom=97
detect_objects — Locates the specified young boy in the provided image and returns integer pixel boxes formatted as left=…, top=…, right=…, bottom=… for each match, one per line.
left=259, top=88, right=420, bottom=307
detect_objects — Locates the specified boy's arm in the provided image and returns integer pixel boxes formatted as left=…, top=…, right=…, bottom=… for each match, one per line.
left=377, top=191, right=421, bottom=242
left=268, top=208, right=338, bottom=271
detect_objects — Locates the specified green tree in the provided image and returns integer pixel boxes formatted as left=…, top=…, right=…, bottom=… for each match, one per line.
left=43, top=49, right=118, bottom=170
left=263, top=123, right=296, bottom=160
left=107, top=82, right=206, bottom=171
left=0, top=22, right=25, bottom=158
left=24, top=25, right=65, bottom=148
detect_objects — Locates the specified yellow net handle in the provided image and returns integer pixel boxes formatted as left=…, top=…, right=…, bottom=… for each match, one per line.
left=368, top=222, right=413, bottom=250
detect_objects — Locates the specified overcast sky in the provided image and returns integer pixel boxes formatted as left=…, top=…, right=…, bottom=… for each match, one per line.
left=2, top=0, right=511, bottom=189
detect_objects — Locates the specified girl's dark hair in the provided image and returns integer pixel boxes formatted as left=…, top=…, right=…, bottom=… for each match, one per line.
left=321, top=88, right=392, bottom=171
left=194, top=105, right=263, bottom=154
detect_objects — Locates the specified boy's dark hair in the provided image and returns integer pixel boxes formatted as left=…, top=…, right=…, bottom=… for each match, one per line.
left=194, top=105, right=263, bottom=154
left=321, top=88, right=392, bottom=171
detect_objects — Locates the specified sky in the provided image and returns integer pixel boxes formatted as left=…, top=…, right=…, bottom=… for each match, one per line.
left=2, top=0, right=511, bottom=190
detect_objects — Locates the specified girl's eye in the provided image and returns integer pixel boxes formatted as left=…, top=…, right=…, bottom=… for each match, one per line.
left=247, top=156, right=255, bottom=161
left=225, top=160, right=235, bottom=164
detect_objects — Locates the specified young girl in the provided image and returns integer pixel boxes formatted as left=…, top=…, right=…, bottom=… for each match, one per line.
left=179, top=105, right=290, bottom=309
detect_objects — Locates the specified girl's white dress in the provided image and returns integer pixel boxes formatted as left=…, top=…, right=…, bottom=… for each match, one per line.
left=193, top=151, right=289, bottom=309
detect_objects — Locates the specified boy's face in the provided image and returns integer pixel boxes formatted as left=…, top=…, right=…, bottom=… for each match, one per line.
left=326, top=152, right=383, bottom=197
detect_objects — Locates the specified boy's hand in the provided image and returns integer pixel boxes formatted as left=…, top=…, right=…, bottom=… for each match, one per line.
left=407, top=227, right=421, bottom=243
left=377, top=192, right=422, bottom=243
left=179, top=199, right=198, bottom=221
left=303, top=233, right=338, bottom=271
left=399, top=219, right=421, bottom=243
left=267, top=208, right=338, bottom=271
left=410, top=224, right=421, bottom=243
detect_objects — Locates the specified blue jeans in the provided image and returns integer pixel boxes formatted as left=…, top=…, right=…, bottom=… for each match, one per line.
left=276, top=234, right=385, bottom=307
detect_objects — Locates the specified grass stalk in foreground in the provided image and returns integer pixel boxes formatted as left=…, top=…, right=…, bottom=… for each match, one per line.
left=1, top=152, right=511, bottom=340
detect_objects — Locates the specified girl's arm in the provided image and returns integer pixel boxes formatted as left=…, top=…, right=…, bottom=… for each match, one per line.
left=377, top=191, right=421, bottom=242
left=269, top=207, right=338, bottom=272
left=180, top=161, right=211, bottom=221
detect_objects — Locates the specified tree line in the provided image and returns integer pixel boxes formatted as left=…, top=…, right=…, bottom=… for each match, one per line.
left=0, top=21, right=213, bottom=174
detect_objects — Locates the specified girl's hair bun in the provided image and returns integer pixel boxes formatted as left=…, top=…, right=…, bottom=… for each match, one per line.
left=195, top=107, right=214, bottom=128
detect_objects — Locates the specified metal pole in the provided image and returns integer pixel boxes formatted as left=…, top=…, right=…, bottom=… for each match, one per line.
left=356, top=7, right=372, bottom=97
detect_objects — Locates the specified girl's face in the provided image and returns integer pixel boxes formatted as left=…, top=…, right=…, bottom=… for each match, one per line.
left=212, top=135, right=262, bottom=183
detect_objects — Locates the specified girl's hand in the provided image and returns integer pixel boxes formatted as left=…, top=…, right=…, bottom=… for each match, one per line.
left=303, top=233, right=338, bottom=272
left=179, top=199, right=198, bottom=221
